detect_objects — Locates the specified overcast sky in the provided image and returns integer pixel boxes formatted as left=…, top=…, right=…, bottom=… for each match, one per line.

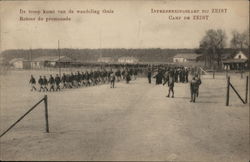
left=0, top=0, right=249, bottom=50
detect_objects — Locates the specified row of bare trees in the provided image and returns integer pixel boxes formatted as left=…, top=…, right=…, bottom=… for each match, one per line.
left=199, top=28, right=249, bottom=69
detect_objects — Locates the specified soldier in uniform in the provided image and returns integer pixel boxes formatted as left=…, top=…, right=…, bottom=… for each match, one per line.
left=110, top=72, right=116, bottom=88
left=29, top=75, right=37, bottom=91
left=55, top=74, right=61, bottom=91
left=163, top=70, right=175, bottom=98
left=147, top=68, right=152, bottom=84
left=190, top=74, right=201, bottom=102
left=61, top=73, right=67, bottom=89
left=48, top=74, right=55, bottom=92
left=38, top=76, right=44, bottom=92
left=43, top=76, right=48, bottom=92
left=125, top=70, right=131, bottom=84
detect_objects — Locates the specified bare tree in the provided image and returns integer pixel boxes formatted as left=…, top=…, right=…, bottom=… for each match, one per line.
left=230, top=30, right=249, bottom=50
left=199, top=29, right=227, bottom=69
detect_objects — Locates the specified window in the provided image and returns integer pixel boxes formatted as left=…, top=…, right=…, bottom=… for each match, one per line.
left=238, top=55, right=241, bottom=59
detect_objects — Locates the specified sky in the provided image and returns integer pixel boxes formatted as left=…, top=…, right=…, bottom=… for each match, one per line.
left=0, top=0, right=249, bottom=51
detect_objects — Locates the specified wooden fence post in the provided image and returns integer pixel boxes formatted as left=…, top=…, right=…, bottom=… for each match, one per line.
left=246, top=76, right=249, bottom=104
left=226, top=76, right=230, bottom=106
left=44, top=95, right=49, bottom=133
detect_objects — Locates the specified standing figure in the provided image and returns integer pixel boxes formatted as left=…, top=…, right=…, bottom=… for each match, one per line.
left=110, top=72, right=116, bottom=88
left=55, top=74, right=61, bottom=91
left=29, top=75, right=37, bottom=91
left=48, top=75, right=55, bottom=92
left=147, top=68, right=152, bottom=84
left=43, top=76, right=48, bottom=92
left=125, top=71, right=131, bottom=84
left=185, top=68, right=189, bottom=82
left=38, top=76, right=44, bottom=92
left=61, top=73, right=67, bottom=89
left=190, top=74, right=201, bottom=102
left=163, top=71, right=175, bottom=98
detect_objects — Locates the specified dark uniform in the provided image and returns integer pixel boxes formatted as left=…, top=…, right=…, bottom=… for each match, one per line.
left=147, top=69, right=152, bottom=84
left=43, top=76, right=48, bottom=92
left=48, top=75, right=55, bottom=92
left=190, top=75, right=201, bottom=102
left=55, top=74, right=61, bottom=91
left=29, top=75, right=37, bottom=91
left=110, top=72, right=116, bottom=88
left=38, top=76, right=43, bottom=92
left=163, top=71, right=175, bottom=98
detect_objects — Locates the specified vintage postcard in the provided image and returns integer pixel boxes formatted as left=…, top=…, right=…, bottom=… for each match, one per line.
left=0, top=0, right=249, bottom=161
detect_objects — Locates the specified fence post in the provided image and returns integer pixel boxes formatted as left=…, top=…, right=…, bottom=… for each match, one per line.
left=226, top=76, right=230, bottom=106
left=44, top=95, right=49, bottom=133
left=213, top=70, right=215, bottom=79
left=246, top=76, right=249, bottom=104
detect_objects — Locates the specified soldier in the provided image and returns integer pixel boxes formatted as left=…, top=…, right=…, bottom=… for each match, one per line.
left=61, top=73, right=67, bottom=89
left=38, top=76, right=44, bottom=92
left=190, top=74, right=201, bottom=102
left=163, top=70, right=175, bottom=98
left=43, top=76, right=48, bottom=92
left=185, top=68, right=189, bottom=83
left=125, top=71, right=131, bottom=84
left=48, top=75, right=55, bottom=92
left=29, top=75, right=37, bottom=91
left=195, top=74, right=202, bottom=97
left=147, top=68, right=152, bottom=84
left=110, top=72, right=116, bottom=88
left=134, top=68, right=138, bottom=80
left=55, top=74, right=61, bottom=91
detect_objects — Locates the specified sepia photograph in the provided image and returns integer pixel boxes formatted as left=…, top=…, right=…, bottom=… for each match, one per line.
left=0, top=0, right=249, bottom=161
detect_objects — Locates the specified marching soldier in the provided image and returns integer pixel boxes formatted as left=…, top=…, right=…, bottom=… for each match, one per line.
left=163, top=70, right=175, bottom=98
left=43, top=76, right=48, bottom=92
left=147, top=68, right=152, bottom=84
left=61, top=73, right=67, bottom=89
left=110, top=72, right=116, bottom=88
left=125, top=71, right=131, bottom=84
left=48, top=75, right=55, bottom=92
left=55, top=74, right=61, bottom=91
left=190, top=74, right=202, bottom=102
left=38, top=76, right=44, bottom=92
left=29, top=75, right=37, bottom=91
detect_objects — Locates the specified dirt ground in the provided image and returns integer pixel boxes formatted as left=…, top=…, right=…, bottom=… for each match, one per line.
left=0, top=70, right=249, bottom=161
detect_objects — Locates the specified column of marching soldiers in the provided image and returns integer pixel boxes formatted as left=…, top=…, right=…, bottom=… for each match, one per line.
left=29, top=65, right=201, bottom=102
left=29, top=68, right=138, bottom=92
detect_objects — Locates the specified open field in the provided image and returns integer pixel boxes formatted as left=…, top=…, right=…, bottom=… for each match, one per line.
left=0, top=70, right=249, bottom=161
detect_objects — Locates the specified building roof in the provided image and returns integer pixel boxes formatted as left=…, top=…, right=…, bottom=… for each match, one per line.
left=9, top=58, right=26, bottom=64
left=118, top=56, right=138, bottom=60
left=223, top=59, right=248, bottom=63
left=173, top=53, right=202, bottom=59
left=32, top=56, right=73, bottom=62
left=233, top=51, right=249, bottom=59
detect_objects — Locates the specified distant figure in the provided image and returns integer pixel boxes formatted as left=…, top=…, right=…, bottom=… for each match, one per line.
left=190, top=74, right=202, bottom=102
left=154, top=69, right=164, bottom=85
left=38, top=76, right=44, bottom=92
left=125, top=71, right=131, bottom=84
left=147, top=68, right=152, bottom=84
left=110, top=72, right=116, bottom=88
left=48, top=75, right=55, bottom=92
left=55, top=74, right=61, bottom=91
left=163, top=70, right=175, bottom=98
left=29, top=75, right=36, bottom=91
left=61, top=73, right=67, bottom=89
left=185, top=68, right=189, bottom=82
left=43, top=76, right=48, bottom=92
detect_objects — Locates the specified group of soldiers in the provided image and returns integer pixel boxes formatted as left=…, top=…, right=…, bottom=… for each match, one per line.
left=29, top=64, right=202, bottom=102
left=147, top=66, right=202, bottom=102
left=29, top=68, right=138, bottom=92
